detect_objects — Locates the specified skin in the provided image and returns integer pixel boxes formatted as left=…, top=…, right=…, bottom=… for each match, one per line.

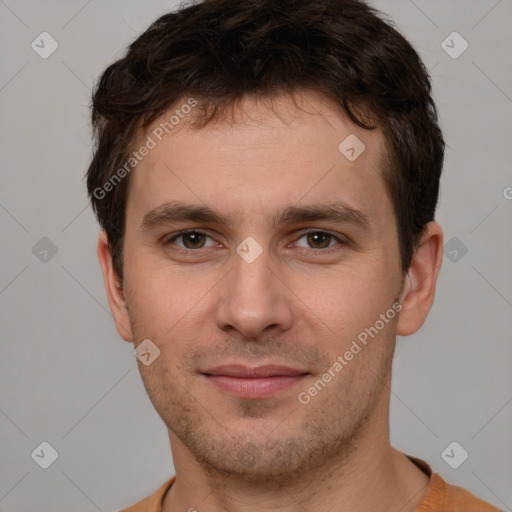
left=98, top=89, right=443, bottom=512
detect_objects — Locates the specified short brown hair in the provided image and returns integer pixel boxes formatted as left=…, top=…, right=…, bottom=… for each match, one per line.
left=86, top=0, right=445, bottom=280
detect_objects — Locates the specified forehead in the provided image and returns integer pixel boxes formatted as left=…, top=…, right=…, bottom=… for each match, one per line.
left=126, top=90, right=390, bottom=229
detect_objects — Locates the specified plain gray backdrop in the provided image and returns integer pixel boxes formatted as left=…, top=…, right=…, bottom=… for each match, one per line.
left=0, top=0, right=511, bottom=511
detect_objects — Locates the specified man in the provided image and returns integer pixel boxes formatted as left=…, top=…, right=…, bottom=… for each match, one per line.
left=86, top=0, right=501, bottom=510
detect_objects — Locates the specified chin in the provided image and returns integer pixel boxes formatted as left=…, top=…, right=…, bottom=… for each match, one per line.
left=187, top=426, right=332, bottom=484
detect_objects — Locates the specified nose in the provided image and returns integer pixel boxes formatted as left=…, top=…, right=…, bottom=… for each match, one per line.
left=214, top=247, right=294, bottom=339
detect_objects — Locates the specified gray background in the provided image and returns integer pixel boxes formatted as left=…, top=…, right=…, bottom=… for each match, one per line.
left=0, top=0, right=511, bottom=510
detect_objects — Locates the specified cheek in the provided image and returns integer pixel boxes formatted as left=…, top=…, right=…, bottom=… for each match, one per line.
left=292, top=263, right=396, bottom=339
left=123, top=250, right=196, bottom=327
left=123, top=264, right=216, bottom=368
left=294, top=262, right=397, bottom=362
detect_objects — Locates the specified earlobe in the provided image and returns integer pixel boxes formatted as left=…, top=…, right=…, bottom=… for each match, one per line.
left=97, top=231, right=133, bottom=342
left=396, top=222, right=443, bottom=337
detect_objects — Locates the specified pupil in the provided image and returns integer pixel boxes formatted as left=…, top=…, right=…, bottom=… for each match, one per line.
left=309, top=232, right=329, bottom=248
left=185, top=233, right=204, bottom=248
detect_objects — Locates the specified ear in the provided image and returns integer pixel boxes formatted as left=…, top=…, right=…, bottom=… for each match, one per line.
left=397, top=222, right=443, bottom=336
left=97, top=231, right=133, bottom=342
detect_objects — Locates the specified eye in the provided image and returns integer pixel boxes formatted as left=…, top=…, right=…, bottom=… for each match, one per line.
left=293, top=230, right=345, bottom=250
left=163, top=229, right=346, bottom=254
left=165, top=230, right=218, bottom=250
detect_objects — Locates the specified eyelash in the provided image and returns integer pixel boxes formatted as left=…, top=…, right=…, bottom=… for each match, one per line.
left=164, top=229, right=346, bottom=253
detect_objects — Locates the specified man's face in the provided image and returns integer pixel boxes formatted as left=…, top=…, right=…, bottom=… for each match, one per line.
left=120, top=90, right=405, bottom=480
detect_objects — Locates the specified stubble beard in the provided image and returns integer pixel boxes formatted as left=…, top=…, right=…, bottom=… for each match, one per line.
left=138, top=345, right=393, bottom=487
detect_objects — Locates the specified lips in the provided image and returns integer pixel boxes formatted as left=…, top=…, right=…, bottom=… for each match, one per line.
left=203, top=364, right=308, bottom=378
left=201, top=364, right=309, bottom=399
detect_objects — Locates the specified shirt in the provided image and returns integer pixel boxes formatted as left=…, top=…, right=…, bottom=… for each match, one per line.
left=118, top=455, right=501, bottom=512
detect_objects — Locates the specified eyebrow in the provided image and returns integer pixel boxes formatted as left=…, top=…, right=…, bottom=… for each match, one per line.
left=141, top=200, right=372, bottom=234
